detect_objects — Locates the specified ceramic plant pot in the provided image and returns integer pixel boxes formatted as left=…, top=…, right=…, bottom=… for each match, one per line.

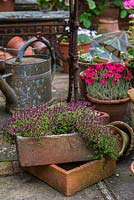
left=105, top=124, right=130, bottom=157
left=128, top=88, right=134, bottom=131
left=0, top=0, right=15, bottom=12
left=60, top=41, right=91, bottom=73
left=86, top=94, right=129, bottom=122
left=98, top=18, right=119, bottom=34
left=130, top=161, right=134, bottom=174
left=110, top=121, right=134, bottom=156
left=30, top=37, right=47, bottom=54
left=7, top=36, right=34, bottom=56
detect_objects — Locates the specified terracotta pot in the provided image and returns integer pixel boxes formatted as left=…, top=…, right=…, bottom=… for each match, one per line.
left=0, top=0, right=15, bottom=12
left=98, top=18, right=119, bottom=34
left=7, top=36, right=34, bottom=56
left=59, top=42, right=70, bottom=73
left=0, top=50, right=12, bottom=60
left=100, top=7, right=120, bottom=19
left=24, top=158, right=116, bottom=196
left=30, top=37, right=47, bottom=54
left=0, top=50, right=12, bottom=73
left=128, top=88, right=134, bottom=132
left=106, top=124, right=130, bottom=157
left=59, top=42, right=91, bottom=73
left=110, top=121, right=134, bottom=156
left=79, top=69, right=88, bottom=97
left=130, top=161, right=134, bottom=174
left=86, top=94, right=129, bottom=122
left=95, top=110, right=110, bottom=125
left=62, top=60, right=69, bottom=73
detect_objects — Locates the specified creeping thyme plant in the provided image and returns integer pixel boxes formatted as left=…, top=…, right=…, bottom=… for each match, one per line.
left=6, top=101, right=97, bottom=137
left=80, top=125, right=120, bottom=160
left=5, top=101, right=120, bottom=160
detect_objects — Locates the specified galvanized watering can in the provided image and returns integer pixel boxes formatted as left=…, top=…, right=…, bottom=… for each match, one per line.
left=0, top=37, right=56, bottom=112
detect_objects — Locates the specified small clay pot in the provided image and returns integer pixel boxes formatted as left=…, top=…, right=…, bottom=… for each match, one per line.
left=30, top=37, right=47, bottom=54
left=7, top=36, right=34, bottom=56
left=0, top=50, right=12, bottom=73
left=98, top=18, right=119, bottom=34
left=105, top=124, right=130, bottom=157
left=110, top=121, right=134, bottom=156
left=130, top=161, right=134, bottom=174
left=0, top=0, right=15, bottom=12
left=60, top=42, right=91, bottom=73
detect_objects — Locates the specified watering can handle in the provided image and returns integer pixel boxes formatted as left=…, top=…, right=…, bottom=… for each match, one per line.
left=15, top=37, right=56, bottom=80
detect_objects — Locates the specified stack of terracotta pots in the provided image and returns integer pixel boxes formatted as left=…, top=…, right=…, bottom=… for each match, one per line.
left=0, top=35, right=47, bottom=74
left=7, top=36, right=35, bottom=56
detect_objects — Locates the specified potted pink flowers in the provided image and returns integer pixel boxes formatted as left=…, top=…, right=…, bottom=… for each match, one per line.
left=80, top=62, right=133, bottom=122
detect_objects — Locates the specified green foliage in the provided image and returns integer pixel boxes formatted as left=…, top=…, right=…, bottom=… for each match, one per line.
left=78, top=48, right=105, bottom=63
left=89, top=133, right=120, bottom=160
left=77, top=34, right=92, bottom=43
left=86, top=0, right=96, bottom=10
left=113, top=0, right=130, bottom=19
left=82, top=126, right=120, bottom=160
left=86, top=79, right=130, bottom=100
left=79, top=12, right=92, bottom=29
left=113, top=0, right=122, bottom=8
left=36, top=0, right=69, bottom=10
left=79, top=1, right=108, bottom=28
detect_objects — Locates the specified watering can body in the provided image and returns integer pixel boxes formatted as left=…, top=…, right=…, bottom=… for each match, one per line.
left=0, top=37, right=56, bottom=112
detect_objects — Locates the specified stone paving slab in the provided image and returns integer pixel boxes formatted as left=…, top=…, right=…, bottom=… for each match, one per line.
left=0, top=173, right=104, bottom=200
left=104, top=154, right=134, bottom=200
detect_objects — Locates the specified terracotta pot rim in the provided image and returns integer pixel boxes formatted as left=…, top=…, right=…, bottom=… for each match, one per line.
left=99, top=18, right=118, bottom=23
left=130, top=161, right=134, bottom=174
left=110, top=121, right=133, bottom=133
left=110, top=121, right=134, bottom=156
left=105, top=124, right=130, bottom=157
left=78, top=62, right=89, bottom=68
left=87, top=94, right=129, bottom=104
left=7, top=36, right=24, bottom=48
left=60, top=41, right=91, bottom=45
left=78, top=57, right=110, bottom=67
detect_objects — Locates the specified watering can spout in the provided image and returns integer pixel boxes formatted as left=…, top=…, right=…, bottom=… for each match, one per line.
left=0, top=74, right=17, bottom=105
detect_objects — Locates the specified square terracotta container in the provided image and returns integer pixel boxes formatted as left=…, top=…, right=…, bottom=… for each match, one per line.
left=16, top=133, right=95, bottom=167
left=24, top=159, right=116, bottom=196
